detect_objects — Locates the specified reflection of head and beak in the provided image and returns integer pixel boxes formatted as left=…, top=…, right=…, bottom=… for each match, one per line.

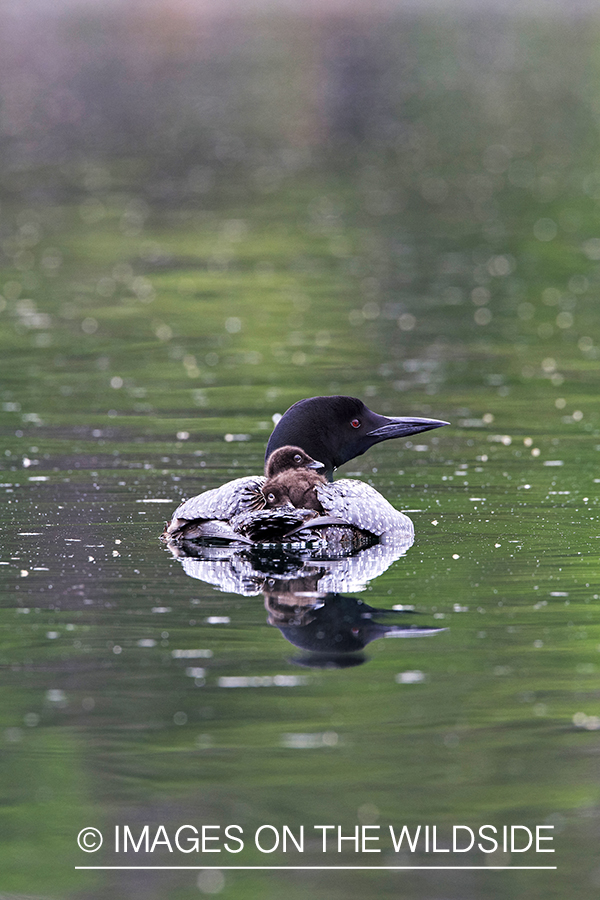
left=165, top=530, right=445, bottom=668
left=263, top=581, right=446, bottom=668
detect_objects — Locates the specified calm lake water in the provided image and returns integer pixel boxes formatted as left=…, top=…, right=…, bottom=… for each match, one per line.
left=0, top=5, right=599, bottom=899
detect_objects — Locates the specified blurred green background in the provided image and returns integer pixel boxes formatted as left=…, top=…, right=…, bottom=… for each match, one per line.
left=0, top=2, right=599, bottom=898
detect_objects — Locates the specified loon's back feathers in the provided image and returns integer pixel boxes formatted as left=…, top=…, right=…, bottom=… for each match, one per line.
left=172, top=475, right=265, bottom=523
left=161, top=395, right=448, bottom=549
left=314, top=479, right=401, bottom=537
left=164, top=476, right=410, bottom=546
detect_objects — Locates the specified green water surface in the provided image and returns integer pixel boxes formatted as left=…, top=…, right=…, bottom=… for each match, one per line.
left=0, top=8, right=599, bottom=900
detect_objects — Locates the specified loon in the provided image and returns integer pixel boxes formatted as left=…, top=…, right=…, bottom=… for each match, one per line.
left=161, top=395, right=448, bottom=549
left=260, top=445, right=326, bottom=512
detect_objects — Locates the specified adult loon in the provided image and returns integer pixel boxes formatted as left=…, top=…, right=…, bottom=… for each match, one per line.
left=161, top=395, right=448, bottom=549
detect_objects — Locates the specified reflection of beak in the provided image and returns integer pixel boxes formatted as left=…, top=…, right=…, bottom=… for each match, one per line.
left=382, top=625, right=448, bottom=638
left=367, top=416, right=449, bottom=440
left=307, top=459, right=324, bottom=470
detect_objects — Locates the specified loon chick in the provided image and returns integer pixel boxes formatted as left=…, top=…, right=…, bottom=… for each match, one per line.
left=161, top=395, right=448, bottom=548
left=261, top=445, right=326, bottom=512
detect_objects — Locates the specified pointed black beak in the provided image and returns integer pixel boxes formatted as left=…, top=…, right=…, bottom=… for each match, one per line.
left=367, top=416, right=449, bottom=441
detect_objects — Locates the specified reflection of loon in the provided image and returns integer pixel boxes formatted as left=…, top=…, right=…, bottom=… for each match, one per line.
left=167, top=537, right=416, bottom=595
left=162, top=395, right=448, bottom=551
left=167, top=544, right=447, bottom=666
left=264, top=591, right=446, bottom=668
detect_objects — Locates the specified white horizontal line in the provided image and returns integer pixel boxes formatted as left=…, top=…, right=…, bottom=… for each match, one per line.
left=75, top=866, right=557, bottom=871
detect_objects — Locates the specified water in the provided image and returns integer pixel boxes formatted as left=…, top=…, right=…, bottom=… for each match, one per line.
left=0, top=5, right=599, bottom=899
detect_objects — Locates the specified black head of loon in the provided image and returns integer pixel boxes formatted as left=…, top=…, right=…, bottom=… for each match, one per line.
left=265, top=395, right=449, bottom=480
left=262, top=445, right=326, bottom=512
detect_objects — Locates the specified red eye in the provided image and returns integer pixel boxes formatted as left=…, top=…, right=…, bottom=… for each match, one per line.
left=351, top=419, right=360, bottom=428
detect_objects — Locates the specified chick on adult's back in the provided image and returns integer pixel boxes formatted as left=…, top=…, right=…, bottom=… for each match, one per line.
left=261, top=445, right=326, bottom=512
